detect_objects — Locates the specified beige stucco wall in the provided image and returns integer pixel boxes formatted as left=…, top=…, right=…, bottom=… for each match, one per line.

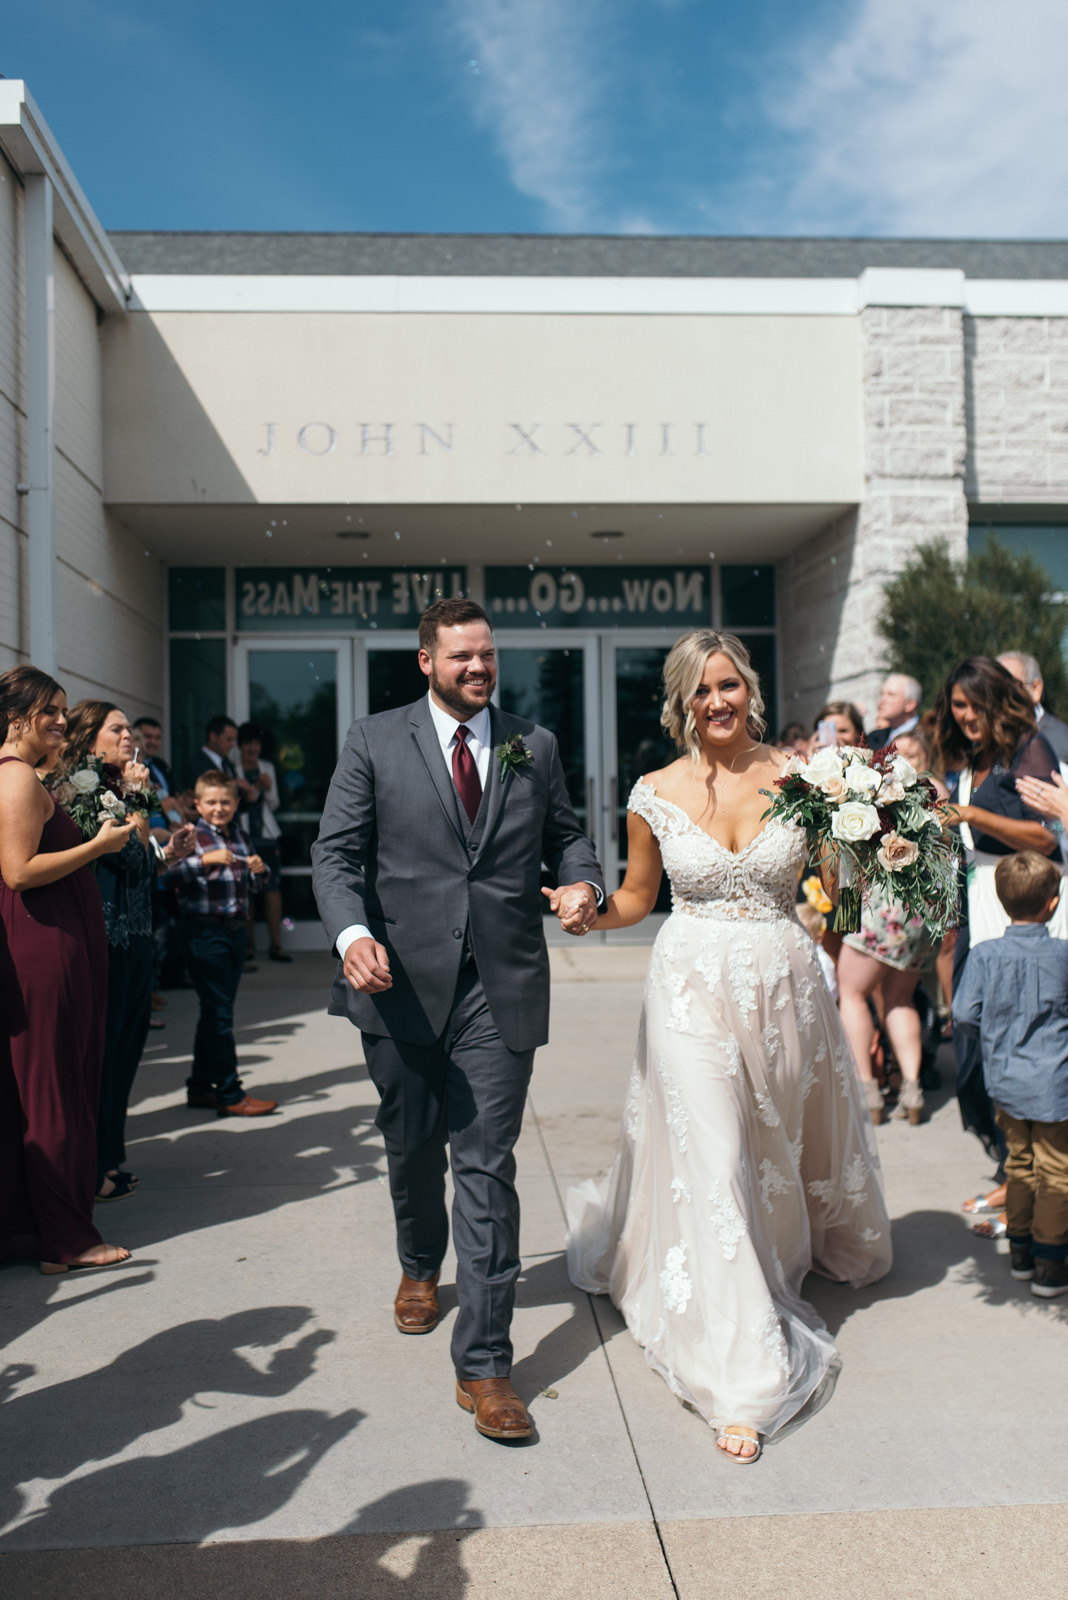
left=102, top=310, right=865, bottom=509
left=0, top=151, right=165, bottom=716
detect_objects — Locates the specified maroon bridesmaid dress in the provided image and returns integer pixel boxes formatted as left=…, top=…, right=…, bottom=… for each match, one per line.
left=0, top=760, right=108, bottom=1263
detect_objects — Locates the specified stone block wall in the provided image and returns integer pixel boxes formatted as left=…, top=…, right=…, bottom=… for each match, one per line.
left=779, top=306, right=969, bottom=726
left=966, top=316, right=1068, bottom=502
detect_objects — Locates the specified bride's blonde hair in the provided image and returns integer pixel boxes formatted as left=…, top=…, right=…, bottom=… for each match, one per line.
left=660, top=630, right=766, bottom=762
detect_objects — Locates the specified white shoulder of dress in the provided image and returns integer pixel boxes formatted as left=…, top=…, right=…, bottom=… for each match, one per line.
left=627, top=779, right=681, bottom=834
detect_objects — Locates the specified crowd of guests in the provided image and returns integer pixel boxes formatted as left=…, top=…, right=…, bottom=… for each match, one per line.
left=782, top=655, right=1068, bottom=1297
left=0, top=669, right=283, bottom=1274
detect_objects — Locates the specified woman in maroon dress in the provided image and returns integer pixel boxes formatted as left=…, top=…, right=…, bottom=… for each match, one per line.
left=0, top=665, right=134, bottom=1273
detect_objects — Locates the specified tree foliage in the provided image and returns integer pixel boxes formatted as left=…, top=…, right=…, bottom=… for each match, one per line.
left=875, top=536, right=1068, bottom=712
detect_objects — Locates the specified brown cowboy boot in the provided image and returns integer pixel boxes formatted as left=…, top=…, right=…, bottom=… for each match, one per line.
left=455, top=1378, right=532, bottom=1440
left=394, top=1272, right=440, bottom=1334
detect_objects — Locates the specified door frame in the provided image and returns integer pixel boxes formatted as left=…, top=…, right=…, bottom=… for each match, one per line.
left=232, top=637, right=355, bottom=947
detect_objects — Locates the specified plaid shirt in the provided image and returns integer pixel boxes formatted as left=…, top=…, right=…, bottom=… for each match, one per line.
left=165, top=818, right=266, bottom=918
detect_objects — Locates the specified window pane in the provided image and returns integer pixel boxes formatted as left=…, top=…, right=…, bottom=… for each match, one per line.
left=169, top=638, right=227, bottom=790
left=169, top=567, right=226, bottom=631
left=615, top=646, right=674, bottom=907
left=368, top=648, right=425, bottom=713
left=498, top=647, right=586, bottom=826
left=737, top=632, right=778, bottom=741
left=721, top=565, right=775, bottom=628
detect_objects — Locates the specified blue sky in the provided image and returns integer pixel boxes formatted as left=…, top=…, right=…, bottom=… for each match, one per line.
left=4, top=0, right=1067, bottom=237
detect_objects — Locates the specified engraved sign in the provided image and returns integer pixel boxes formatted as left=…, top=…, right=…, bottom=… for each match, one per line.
left=236, top=567, right=467, bottom=631
left=486, top=566, right=710, bottom=630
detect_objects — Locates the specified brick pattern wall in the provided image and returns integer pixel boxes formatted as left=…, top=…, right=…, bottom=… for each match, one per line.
left=966, top=316, right=1068, bottom=502
left=779, top=307, right=969, bottom=727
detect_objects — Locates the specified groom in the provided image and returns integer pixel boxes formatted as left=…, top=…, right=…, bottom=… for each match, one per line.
left=312, top=598, right=604, bottom=1440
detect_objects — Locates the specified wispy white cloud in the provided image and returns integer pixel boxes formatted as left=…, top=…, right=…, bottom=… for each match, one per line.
left=778, top=0, right=1068, bottom=236
left=451, top=0, right=611, bottom=229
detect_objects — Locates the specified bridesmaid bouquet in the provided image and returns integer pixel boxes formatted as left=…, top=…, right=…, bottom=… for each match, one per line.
left=763, top=744, right=959, bottom=936
left=48, top=755, right=157, bottom=841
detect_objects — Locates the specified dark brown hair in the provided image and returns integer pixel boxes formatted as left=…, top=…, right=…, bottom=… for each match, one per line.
left=0, top=664, right=65, bottom=743
left=934, top=657, right=1037, bottom=770
left=62, top=700, right=120, bottom=769
left=814, top=701, right=865, bottom=745
left=995, top=850, right=1061, bottom=919
left=418, top=597, right=491, bottom=654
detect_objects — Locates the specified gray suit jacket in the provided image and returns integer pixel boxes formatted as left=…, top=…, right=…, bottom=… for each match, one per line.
left=311, top=697, right=604, bottom=1052
left=1039, top=710, right=1068, bottom=766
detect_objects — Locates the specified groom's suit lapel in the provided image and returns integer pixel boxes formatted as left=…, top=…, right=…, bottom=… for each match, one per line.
left=409, top=700, right=469, bottom=854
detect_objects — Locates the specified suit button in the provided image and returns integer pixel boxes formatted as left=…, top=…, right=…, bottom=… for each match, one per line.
left=453, top=928, right=463, bottom=939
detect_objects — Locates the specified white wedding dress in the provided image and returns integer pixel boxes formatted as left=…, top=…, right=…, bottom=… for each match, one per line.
left=567, top=781, right=892, bottom=1439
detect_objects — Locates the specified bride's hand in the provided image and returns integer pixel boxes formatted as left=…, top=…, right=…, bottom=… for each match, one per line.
left=542, top=883, right=598, bottom=935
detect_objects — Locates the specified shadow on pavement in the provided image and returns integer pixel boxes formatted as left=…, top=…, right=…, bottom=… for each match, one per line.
left=807, top=1206, right=1068, bottom=1336
left=0, top=1479, right=483, bottom=1598
left=0, top=1306, right=339, bottom=1546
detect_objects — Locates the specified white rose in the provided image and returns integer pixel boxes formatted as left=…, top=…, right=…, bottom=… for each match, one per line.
left=830, top=802, right=881, bottom=843
left=99, top=789, right=125, bottom=814
left=781, top=754, right=807, bottom=778
left=844, top=762, right=881, bottom=797
left=891, top=755, right=919, bottom=789
left=70, top=767, right=100, bottom=794
left=53, top=781, right=75, bottom=806
left=851, top=747, right=874, bottom=763
left=821, top=774, right=850, bottom=802
left=877, top=776, right=906, bottom=804
left=802, top=746, right=845, bottom=785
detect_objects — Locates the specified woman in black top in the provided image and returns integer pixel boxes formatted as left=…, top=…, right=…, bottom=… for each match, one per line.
left=935, top=657, right=1061, bottom=1200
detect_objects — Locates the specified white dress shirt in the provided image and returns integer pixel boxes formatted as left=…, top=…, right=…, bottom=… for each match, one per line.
left=336, top=692, right=600, bottom=960
left=336, top=695, right=492, bottom=958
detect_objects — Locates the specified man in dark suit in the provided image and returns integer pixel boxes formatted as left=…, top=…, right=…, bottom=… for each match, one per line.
left=868, top=673, right=922, bottom=750
left=998, top=652, right=1068, bottom=768
left=312, top=598, right=604, bottom=1441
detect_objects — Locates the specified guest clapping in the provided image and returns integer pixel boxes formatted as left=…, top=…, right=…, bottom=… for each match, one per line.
left=61, top=702, right=194, bottom=1201
left=0, top=667, right=132, bottom=1274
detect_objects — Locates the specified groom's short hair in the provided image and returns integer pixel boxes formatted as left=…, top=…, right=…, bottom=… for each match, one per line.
left=419, top=598, right=492, bottom=654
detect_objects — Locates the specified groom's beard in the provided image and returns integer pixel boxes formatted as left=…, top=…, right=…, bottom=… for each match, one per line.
left=428, top=666, right=494, bottom=719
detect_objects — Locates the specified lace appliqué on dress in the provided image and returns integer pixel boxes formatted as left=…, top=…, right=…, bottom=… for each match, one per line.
left=672, top=1176, right=692, bottom=1205
left=708, top=1181, right=747, bottom=1260
left=752, top=1304, right=789, bottom=1373
left=658, top=1055, right=689, bottom=1154
left=759, top=1159, right=792, bottom=1214
left=660, top=1242, right=693, bottom=1314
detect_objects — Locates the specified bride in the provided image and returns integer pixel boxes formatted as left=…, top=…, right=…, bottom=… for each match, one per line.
left=566, top=630, right=891, bottom=1463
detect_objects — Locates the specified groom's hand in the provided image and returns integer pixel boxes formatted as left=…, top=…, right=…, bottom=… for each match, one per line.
left=343, top=936, right=393, bottom=993
left=542, top=882, right=599, bottom=936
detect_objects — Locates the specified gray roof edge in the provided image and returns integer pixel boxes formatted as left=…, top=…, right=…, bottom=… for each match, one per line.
left=107, top=231, right=1068, bottom=280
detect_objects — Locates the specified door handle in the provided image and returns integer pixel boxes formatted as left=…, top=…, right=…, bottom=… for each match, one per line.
left=610, top=776, right=618, bottom=843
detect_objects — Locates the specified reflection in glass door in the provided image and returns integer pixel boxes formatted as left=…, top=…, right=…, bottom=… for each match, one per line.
left=237, top=643, right=352, bottom=923
left=497, top=644, right=595, bottom=840
left=610, top=646, right=676, bottom=905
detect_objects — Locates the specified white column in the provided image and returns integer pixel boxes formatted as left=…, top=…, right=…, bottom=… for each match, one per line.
left=25, top=173, right=56, bottom=675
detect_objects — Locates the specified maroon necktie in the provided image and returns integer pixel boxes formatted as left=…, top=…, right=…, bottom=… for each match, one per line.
left=452, top=725, right=482, bottom=823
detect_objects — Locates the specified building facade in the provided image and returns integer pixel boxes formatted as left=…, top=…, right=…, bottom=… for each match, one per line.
left=3, top=82, right=1068, bottom=937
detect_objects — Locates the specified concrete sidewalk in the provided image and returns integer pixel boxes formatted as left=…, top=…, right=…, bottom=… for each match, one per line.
left=2, top=951, right=1067, bottom=1598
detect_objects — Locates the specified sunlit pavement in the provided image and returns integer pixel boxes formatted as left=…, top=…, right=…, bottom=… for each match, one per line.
left=3, top=949, right=1067, bottom=1598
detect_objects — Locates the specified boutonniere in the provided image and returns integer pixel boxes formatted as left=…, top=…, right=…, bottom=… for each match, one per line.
left=496, top=734, right=533, bottom=783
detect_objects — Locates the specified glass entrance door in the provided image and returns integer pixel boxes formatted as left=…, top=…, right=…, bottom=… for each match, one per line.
left=602, top=639, right=677, bottom=903
left=496, top=635, right=600, bottom=867
left=234, top=640, right=353, bottom=928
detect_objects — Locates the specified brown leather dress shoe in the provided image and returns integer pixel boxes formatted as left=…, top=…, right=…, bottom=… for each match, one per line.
left=218, top=1094, right=278, bottom=1117
left=456, top=1378, right=532, bottom=1440
left=394, top=1272, right=440, bottom=1334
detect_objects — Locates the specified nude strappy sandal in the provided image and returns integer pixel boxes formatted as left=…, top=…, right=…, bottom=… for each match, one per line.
left=717, top=1426, right=762, bottom=1464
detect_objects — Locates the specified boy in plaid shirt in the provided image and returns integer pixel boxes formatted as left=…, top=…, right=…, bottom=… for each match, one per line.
left=166, top=771, right=278, bottom=1116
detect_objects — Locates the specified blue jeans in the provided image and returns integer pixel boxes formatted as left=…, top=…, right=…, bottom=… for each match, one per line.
left=178, top=916, right=247, bottom=1105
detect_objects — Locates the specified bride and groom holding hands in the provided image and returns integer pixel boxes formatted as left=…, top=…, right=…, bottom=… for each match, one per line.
left=312, top=598, right=890, bottom=1464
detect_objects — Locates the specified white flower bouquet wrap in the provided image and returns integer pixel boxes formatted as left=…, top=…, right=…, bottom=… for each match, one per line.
left=763, top=744, right=959, bottom=935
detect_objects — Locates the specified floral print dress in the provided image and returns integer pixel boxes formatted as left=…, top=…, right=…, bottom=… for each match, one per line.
left=842, top=885, right=930, bottom=971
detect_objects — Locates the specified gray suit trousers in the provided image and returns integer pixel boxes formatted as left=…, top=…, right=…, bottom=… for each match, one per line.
left=361, top=955, right=534, bottom=1379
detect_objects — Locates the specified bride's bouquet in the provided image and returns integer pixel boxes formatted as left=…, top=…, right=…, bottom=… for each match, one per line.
left=763, top=744, right=959, bottom=937
left=48, top=754, right=156, bottom=841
